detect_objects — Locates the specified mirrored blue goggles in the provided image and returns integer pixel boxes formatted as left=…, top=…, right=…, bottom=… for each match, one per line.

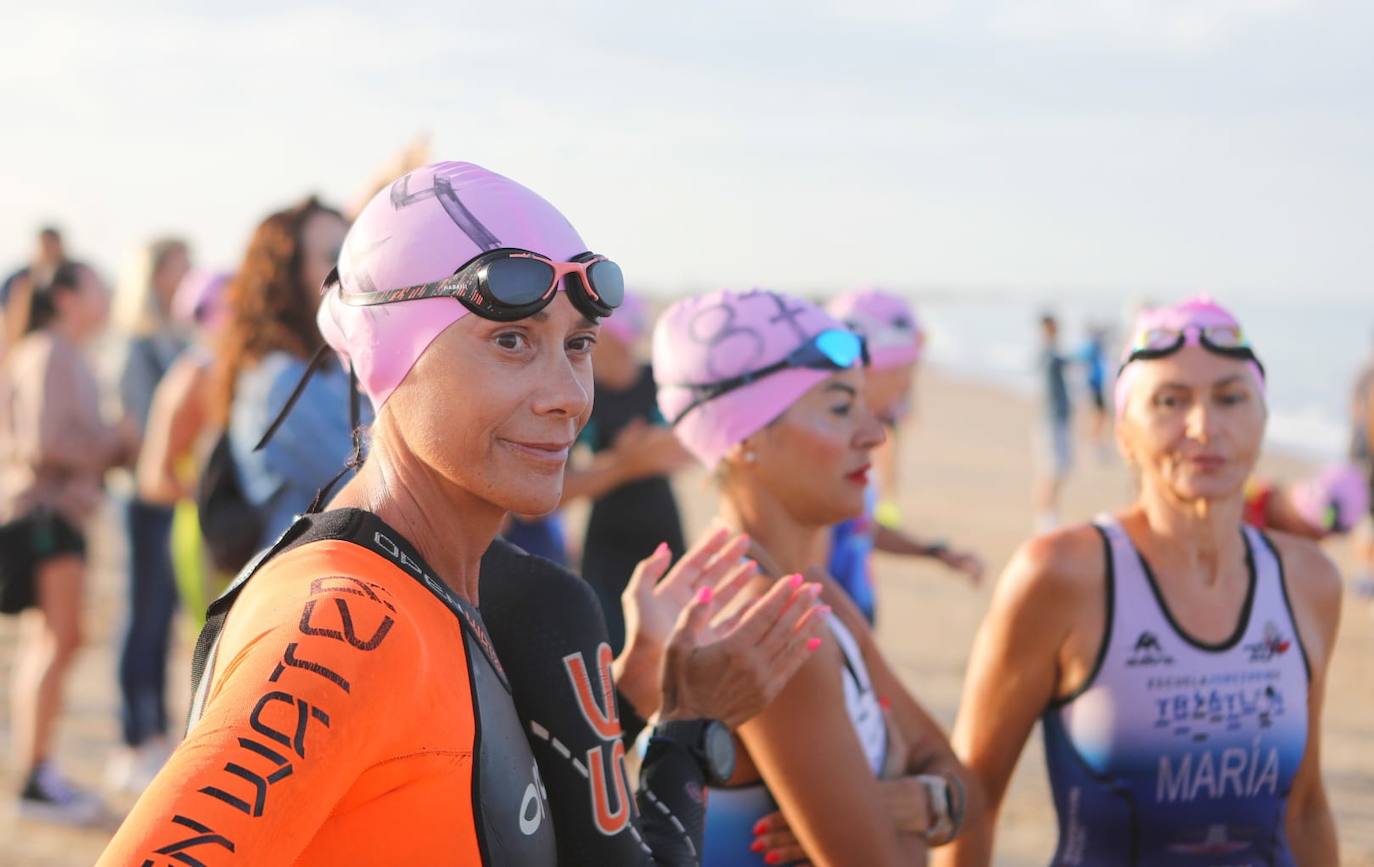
left=669, top=329, right=868, bottom=426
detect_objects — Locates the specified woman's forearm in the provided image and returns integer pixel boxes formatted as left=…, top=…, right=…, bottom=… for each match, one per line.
left=1287, top=795, right=1338, bottom=866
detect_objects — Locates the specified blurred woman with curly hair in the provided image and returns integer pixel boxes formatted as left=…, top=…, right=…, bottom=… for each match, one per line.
left=214, top=196, right=353, bottom=550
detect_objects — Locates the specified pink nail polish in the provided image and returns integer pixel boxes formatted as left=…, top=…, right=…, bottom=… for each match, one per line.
left=655, top=541, right=669, bottom=557
left=697, top=586, right=714, bottom=604
left=806, top=637, right=822, bottom=652
left=788, top=573, right=803, bottom=589
left=750, top=839, right=765, bottom=853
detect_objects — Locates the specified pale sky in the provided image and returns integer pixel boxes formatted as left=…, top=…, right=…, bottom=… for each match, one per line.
left=3, top=0, right=1371, bottom=300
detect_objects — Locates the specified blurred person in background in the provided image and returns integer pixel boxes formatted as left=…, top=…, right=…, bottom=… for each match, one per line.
left=568, top=290, right=692, bottom=651
left=107, top=238, right=192, bottom=793
left=1348, top=336, right=1374, bottom=595
left=500, top=513, right=572, bottom=564
left=134, top=269, right=234, bottom=625
left=826, top=288, right=984, bottom=624
left=2, top=226, right=68, bottom=358
left=1244, top=464, right=1370, bottom=542
left=1075, top=323, right=1112, bottom=454
left=0, top=261, right=135, bottom=824
left=1033, top=312, right=1073, bottom=530
left=213, top=197, right=353, bottom=553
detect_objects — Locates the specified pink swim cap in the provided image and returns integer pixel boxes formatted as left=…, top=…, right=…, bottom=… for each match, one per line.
left=171, top=269, right=232, bottom=332
left=317, top=161, right=587, bottom=410
left=601, top=290, right=648, bottom=345
left=1291, top=464, right=1369, bottom=534
left=653, top=289, right=852, bottom=469
left=1114, top=295, right=1264, bottom=419
left=826, top=288, right=922, bottom=370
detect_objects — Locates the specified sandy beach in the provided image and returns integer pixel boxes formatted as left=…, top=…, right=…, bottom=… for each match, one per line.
left=2, top=366, right=1371, bottom=866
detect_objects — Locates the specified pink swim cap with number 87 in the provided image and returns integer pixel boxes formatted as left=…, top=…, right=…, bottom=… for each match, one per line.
left=653, top=289, right=852, bottom=469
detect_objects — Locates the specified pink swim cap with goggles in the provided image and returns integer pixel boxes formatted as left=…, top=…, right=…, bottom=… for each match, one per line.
left=826, top=288, right=923, bottom=371
left=653, top=289, right=866, bottom=469
left=1114, top=295, right=1265, bottom=419
left=318, top=161, right=619, bottom=410
left=171, top=269, right=232, bottom=332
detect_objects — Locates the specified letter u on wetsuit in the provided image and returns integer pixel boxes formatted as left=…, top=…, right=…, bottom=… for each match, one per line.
left=99, top=509, right=556, bottom=867
left=1041, top=516, right=1309, bottom=866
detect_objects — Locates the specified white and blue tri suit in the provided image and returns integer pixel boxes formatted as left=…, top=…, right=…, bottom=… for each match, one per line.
left=701, top=613, right=887, bottom=866
left=1042, top=516, right=1310, bottom=866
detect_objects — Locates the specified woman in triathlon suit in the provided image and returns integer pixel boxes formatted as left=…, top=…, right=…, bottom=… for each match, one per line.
left=100, top=162, right=824, bottom=866
left=938, top=297, right=1342, bottom=866
left=575, top=290, right=692, bottom=651
left=654, top=289, right=980, bottom=866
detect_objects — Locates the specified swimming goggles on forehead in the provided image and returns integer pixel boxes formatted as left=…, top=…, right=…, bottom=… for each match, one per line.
left=668, top=328, right=869, bottom=426
left=1118, top=324, right=1265, bottom=379
left=331, top=247, right=624, bottom=322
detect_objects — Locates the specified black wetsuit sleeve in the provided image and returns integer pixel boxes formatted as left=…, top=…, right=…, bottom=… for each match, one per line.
left=480, top=539, right=706, bottom=866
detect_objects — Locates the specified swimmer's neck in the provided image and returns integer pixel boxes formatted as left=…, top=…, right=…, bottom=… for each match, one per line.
left=329, top=432, right=503, bottom=606
left=1123, top=485, right=1248, bottom=587
left=718, top=491, right=828, bottom=577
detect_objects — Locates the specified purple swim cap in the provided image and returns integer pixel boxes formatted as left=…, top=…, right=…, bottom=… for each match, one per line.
left=317, top=161, right=587, bottom=410
left=171, top=269, right=232, bottom=331
left=826, top=288, right=922, bottom=370
left=653, top=289, right=852, bottom=469
left=1291, top=464, right=1369, bottom=534
left=601, top=290, right=648, bottom=345
left=1114, top=295, right=1265, bottom=419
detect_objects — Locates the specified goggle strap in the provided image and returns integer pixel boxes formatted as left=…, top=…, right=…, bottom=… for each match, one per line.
left=254, top=343, right=334, bottom=453
left=305, top=361, right=366, bottom=516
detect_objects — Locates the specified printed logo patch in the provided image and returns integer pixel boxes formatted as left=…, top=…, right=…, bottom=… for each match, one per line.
left=1244, top=621, right=1292, bottom=663
left=1127, top=631, right=1175, bottom=667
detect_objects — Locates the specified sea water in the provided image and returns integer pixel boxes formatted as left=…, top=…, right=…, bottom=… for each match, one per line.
left=914, top=294, right=1371, bottom=463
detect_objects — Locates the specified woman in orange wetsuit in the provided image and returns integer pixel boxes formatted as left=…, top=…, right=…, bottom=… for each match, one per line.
left=100, top=162, right=826, bottom=866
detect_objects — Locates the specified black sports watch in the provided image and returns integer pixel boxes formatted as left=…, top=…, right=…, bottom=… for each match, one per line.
left=647, top=719, right=736, bottom=787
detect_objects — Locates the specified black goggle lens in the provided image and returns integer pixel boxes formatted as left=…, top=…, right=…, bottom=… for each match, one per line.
left=587, top=259, right=625, bottom=309
left=485, top=257, right=556, bottom=307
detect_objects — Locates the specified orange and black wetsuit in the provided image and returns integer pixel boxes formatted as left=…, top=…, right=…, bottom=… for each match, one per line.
left=99, top=509, right=558, bottom=866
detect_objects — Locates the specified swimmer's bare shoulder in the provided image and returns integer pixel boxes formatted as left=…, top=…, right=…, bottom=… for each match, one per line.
left=993, top=524, right=1108, bottom=647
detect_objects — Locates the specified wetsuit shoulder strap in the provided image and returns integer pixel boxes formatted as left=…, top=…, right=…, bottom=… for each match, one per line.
left=188, top=509, right=508, bottom=731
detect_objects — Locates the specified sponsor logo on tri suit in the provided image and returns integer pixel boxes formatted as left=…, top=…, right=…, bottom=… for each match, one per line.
left=1166, top=824, right=1253, bottom=856
left=520, top=759, right=549, bottom=836
left=1126, top=630, right=1175, bottom=667
left=1156, top=735, right=1280, bottom=803
left=563, top=643, right=636, bottom=836
left=1152, top=683, right=1285, bottom=742
left=1243, top=620, right=1293, bottom=664
left=372, top=530, right=504, bottom=676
